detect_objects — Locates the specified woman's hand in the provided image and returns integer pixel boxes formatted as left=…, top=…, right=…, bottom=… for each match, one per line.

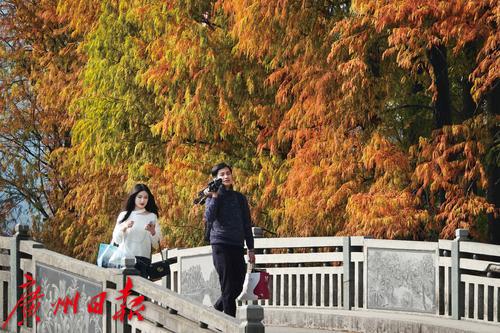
left=145, top=222, right=156, bottom=236
left=121, top=220, right=134, bottom=232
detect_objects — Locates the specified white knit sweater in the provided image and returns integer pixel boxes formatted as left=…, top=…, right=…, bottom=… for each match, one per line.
left=112, top=210, right=161, bottom=258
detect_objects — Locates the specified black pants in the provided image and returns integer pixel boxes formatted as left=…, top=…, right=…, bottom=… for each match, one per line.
left=212, top=244, right=246, bottom=317
left=135, top=256, right=151, bottom=279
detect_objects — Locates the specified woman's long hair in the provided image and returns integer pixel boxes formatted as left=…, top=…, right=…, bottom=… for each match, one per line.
left=119, top=183, right=159, bottom=223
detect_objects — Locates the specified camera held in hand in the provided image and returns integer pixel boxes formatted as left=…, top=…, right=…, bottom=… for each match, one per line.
left=193, top=178, right=223, bottom=205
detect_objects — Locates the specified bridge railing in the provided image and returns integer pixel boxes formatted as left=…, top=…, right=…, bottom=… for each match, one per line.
left=2, top=224, right=499, bottom=331
left=439, top=235, right=500, bottom=322
left=165, top=229, right=500, bottom=327
left=0, top=225, right=264, bottom=333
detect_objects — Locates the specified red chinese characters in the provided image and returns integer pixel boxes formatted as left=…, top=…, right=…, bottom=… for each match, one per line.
left=112, top=277, right=145, bottom=322
left=52, top=292, right=80, bottom=315
left=2, top=275, right=145, bottom=328
left=87, top=292, right=107, bottom=315
left=2, top=274, right=44, bottom=329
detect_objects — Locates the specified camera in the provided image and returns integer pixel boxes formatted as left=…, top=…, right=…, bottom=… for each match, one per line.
left=193, top=178, right=223, bottom=205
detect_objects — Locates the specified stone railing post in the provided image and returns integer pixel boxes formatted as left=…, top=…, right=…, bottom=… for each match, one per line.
left=238, top=304, right=264, bottom=333
left=252, top=227, right=264, bottom=257
left=343, top=236, right=352, bottom=310
left=158, top=249, right=170, bottom=290
left=114, top=258, right=139, bottom=333
left=451, top=228, right=468, bottom=320
left=8, top=224, right=30, bottom=332
left=252, top=227, right=264, bottom=239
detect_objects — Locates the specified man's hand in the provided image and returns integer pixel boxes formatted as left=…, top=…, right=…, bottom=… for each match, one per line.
left=204, top=187, right=218, bottom=198
left=248, top=249, right=256, bottom=264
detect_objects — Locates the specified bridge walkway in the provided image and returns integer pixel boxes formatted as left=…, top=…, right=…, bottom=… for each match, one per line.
left=267, top=327, right=353, bottom=332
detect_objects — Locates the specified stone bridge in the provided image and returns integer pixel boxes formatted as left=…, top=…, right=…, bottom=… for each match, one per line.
left=1, top=225, right=500, bottom=333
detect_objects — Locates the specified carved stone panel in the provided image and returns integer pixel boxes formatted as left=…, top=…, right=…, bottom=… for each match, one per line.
left=366, top=248, right=436, bottom=313
left=180, top=254, right=220, bottom=306
left=36, top=263, right=103, bottom=333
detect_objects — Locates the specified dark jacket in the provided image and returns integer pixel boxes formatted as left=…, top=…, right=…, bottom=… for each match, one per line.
left=204, top=186, right=254, bottom=249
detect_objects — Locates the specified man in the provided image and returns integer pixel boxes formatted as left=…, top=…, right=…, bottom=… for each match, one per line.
left=204, top=162, right=256, bottom=317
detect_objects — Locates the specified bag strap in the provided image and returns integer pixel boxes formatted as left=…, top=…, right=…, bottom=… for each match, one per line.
left=159, top=246, right=165, bottom=261
left=151, top=242, right=166, bottom=262
left=247, top=262, right=266, bottom=273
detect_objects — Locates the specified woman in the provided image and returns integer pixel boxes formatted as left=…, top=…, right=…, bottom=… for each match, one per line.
left=112, top=183, right=162, bottom=278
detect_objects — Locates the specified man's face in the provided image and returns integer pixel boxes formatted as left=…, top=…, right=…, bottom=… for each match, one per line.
left=216, top=167, right=233, bottom=187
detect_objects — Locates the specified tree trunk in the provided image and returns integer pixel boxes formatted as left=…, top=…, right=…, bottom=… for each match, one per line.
left=428, top=44, right=452, bottom=211
left=487, top=81, right=500, bottom=244
left=461, top=77, right=476, bottom=121
left=428, top=44, right=452, bottom=128
left=462, top=77, right=477, bottom=195
left=461, top=43, right=477, bottom=121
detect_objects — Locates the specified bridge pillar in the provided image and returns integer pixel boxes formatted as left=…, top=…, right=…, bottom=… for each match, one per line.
left=342, top=236, right=353, bottom=310
left=238, top=304, right=264, bottom=333
left=451, top=228, right=468, bottom=320
left=114, top=257, right=140, bottom=333
left=8, top=224, right=29, bottom=333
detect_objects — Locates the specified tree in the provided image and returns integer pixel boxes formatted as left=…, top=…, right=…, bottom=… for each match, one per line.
left=328, top=0, right=498, bottom=240
left=0, top=0, right=81, bottom=242
left=2, top=0, right=498, bottom=261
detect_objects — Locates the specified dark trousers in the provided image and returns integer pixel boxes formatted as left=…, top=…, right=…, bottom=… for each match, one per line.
left=212, top=244, right=246, bottom=317
left=135, top=256, right=151, bottom=279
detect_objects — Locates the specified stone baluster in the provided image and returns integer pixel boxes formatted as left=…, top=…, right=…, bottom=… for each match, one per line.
left=342, top=236, right=353, bottom=310
left=115, top=257, right=139, bottom=333
left=451, top=228, right=468, bottom=320
left=8, top=224, right=30, bottom=333
left=238, top=304, right=264, bottom=333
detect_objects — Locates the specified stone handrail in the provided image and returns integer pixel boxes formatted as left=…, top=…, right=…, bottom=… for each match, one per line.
left=164, top=228, right=500, bottom=330
left=0, top=225, right=264, bottom=333
left=2, top=224, right=500, bottom=332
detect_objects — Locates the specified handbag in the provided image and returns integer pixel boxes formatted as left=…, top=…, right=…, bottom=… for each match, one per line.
left=237, top=264, right=270, bottom=301
left=97, top=243, right=118, bottom=268
left=148, top=248, right=170, bottom=281
left=108, top=242, right=132, bottom=268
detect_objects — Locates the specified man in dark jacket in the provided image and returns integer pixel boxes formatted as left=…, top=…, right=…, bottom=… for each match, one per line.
left=204, top=162, right=255, bottom=317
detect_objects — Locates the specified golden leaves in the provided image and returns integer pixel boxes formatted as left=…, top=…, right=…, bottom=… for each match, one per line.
left=343, top=190, right=429, bottom=239
left=352, top=0, right=499, bottom=102
left=2, top=0, right=498, bottom=260
left=411, top=115, right=494, bottom=239
left=362, top=132, right=411, bottom=183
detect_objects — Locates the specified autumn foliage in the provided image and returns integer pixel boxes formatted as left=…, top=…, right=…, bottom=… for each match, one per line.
left=0, top=0, right=498, bottom=261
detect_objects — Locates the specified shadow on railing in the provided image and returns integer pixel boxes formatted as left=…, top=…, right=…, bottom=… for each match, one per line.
left=0, top=225, right=264, bottom=333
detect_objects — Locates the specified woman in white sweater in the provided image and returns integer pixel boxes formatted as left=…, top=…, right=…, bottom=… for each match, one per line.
left=112, top=183, right=162, bottom=278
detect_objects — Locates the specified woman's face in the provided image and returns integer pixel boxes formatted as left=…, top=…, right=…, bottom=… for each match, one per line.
left=217, top=167, right=234, bottom=187
left=134, top=191, right=149, bottom=210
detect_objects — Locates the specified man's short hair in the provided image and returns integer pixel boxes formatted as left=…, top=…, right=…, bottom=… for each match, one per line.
left=211, top=162, right=232, bottom=177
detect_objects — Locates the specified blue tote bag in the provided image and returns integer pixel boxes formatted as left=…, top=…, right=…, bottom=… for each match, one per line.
left=96, top=243, right=118, bottom=268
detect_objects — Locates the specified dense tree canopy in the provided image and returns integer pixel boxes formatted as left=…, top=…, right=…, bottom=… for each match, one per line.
left=1, top=0, right=498, bottom=260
